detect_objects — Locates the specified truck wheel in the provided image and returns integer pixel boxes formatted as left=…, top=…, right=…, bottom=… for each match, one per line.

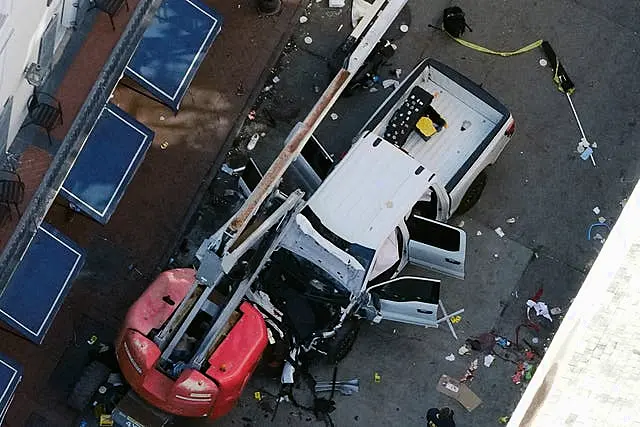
left=457, top=170, right=487, bottom=214
left=68, top=361, right=111, bottom=412
left=324, top=318, right=360, bottom=364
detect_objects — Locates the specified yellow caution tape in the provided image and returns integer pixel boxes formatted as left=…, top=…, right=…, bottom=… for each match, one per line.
left=447, top=31, right=543, bottom=57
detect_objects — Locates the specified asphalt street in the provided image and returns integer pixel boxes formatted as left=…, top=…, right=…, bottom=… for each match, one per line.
left=179, top=0, right=640, bottom=425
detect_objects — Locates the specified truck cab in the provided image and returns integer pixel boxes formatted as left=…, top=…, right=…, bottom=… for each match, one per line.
left=256, top=131, right=467, bottom=349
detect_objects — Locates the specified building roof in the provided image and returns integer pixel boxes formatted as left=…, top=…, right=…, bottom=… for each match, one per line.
left=307, top=132, right=432, bottom=250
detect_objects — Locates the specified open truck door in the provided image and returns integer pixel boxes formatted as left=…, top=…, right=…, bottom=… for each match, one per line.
left=370, top=276, right=440, bottom=327
left=406, top=214, right=466, bottom=279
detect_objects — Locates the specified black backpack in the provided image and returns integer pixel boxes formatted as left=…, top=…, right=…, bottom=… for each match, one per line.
left=443, top=6, right=471, bottom=37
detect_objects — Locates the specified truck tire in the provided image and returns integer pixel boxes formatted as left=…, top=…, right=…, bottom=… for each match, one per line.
left=323, top=318, right=360, bottom=364
left=68, top=360, right=111, bottom=412
left=456, top=170, right=487, bottom=214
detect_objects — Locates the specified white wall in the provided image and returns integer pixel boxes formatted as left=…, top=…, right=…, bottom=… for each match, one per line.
left=0, top=0, right=74, bottom=151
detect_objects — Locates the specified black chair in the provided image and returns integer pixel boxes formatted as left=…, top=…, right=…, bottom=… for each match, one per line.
left=19, top=91, right=63, bottom=146
left=0, top=170, right=25, bottom=218
left=89, top=0, right=130, bottom=31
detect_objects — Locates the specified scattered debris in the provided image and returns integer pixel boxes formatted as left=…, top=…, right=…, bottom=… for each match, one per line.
left=254, top=391, right=262, bottom=400
left=458, top=345, right=471, bottom=356
left=483, top=354, right=495, bottom=368
left=159, top=115, right=166, bottom=121
left=592, top=206, right=600, bottom=215
left=304, top=36, right=313, bottom=45
left=329, top=0, right=345, bottom=7
left=315, top=378, right=359, bottom=395
left=494, top=227, right=505, bottom=237
left=247, top=110, right=256, bottom=120
left=436, top=374, right=482, bottom=412
left=337, top=24, right=344, bottom=32
left=512, top=363, right=525, bottom=384
left=450, top=315, right=462, bottom=324
left=247, top=133, right=260, bottom=150
left=160, top=141, right=169, bottom=150
left=458, top=220, right=465, bottom=227
left=460, top=120, right=471, bottom=131
left=493, top=253, right=499, bottom=258
left=506, top=217, right=516, bottom=224
left=330, top=112, right=339, bottom=120
left=369, top=87, right=379, bottom=93
left=374, top=372, right=381, bottom=383
left=579, top=146, right=594, bottom=161
left=538, top=58, right=548, bottom=67
left=550, top=307, right=562, bottom=316
left=495, top=337, right=511, bottom=349
left=587, top=223, right=609, bottom=240
left=467, top=333, right=497, bottom=352
left=262, top=85, right=273, bottom=92
left=598, top=216, right=606, bottom=223
left=399, top=24, right=409, bottom=33
left=382, top=79, right=400, bottom=89
left=313, top=85, right=320, bottom=93
left=299, top=15, right=308, bottom=24
left=460, top=359, right=478, bottom=383
left=445, top=353, right=456, bottom=362
left=394, top=68, right=402, bottom=79
left=524, top=363, right=535, bottom=381
left=526, top=299, right=553, bottom=322
left=236, top=82, right=245, bottom=96
left=531, top=337, right=539, bottom=344
left=272, top=76, right=280, bottom=84
left=476, top=230, right=482, bottom=236
left=498, top=415, right=510, bottom=424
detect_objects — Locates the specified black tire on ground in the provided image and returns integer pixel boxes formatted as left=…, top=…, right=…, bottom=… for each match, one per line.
left=67, top=360, right=111, bottom=412
left=456, top=170, right=488, bottom=214
left=323, top=318, right=360, bottom=364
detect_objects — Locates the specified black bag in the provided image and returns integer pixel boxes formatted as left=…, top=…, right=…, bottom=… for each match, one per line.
left=443, top=6, right=470, bottom=37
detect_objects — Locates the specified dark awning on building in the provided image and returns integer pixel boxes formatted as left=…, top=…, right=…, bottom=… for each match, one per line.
left=124, top=0, right=222, bottom=111
left=60, top=103, right=154, bottom=224
left=0, top=353, right=21, bottom=423
left=0, top=223, right=85, bottom=344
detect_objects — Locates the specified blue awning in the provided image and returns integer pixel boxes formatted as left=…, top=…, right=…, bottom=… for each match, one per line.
left=125, top=0, right=223, bottom=111
left=0, top=353, right=21, bottom=423
left=60, top=103, right=154, bottom=224
left=0, top=223, right=85, bottom=344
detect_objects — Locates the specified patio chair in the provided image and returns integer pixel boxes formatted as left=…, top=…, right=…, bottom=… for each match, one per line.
left=0, top=170, right=25, bottom=217
left=89, top=0, right=130, bottom=30
left=19, top=91, right=63, bottom=146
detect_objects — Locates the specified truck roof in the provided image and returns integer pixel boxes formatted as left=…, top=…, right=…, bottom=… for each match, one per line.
left=306, top=132, right=432, bottom=250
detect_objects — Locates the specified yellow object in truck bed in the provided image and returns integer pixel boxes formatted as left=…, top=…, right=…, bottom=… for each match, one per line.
left=416, top=116, right=438, bottom=138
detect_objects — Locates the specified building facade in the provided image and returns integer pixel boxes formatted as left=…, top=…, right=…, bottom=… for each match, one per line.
left=0, top=0, right=87, bottom=152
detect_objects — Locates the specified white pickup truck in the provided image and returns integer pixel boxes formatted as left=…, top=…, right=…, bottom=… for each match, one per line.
left=232, top=57, right=515, bottom=361
left=295, top=58, right=515, bottom=222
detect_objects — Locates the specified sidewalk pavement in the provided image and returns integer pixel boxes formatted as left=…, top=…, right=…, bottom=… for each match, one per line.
left=3, top=0, right=303, bottom=424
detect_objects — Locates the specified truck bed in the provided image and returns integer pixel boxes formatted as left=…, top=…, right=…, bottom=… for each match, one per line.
left=363, top=59, right=509, bottom=190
